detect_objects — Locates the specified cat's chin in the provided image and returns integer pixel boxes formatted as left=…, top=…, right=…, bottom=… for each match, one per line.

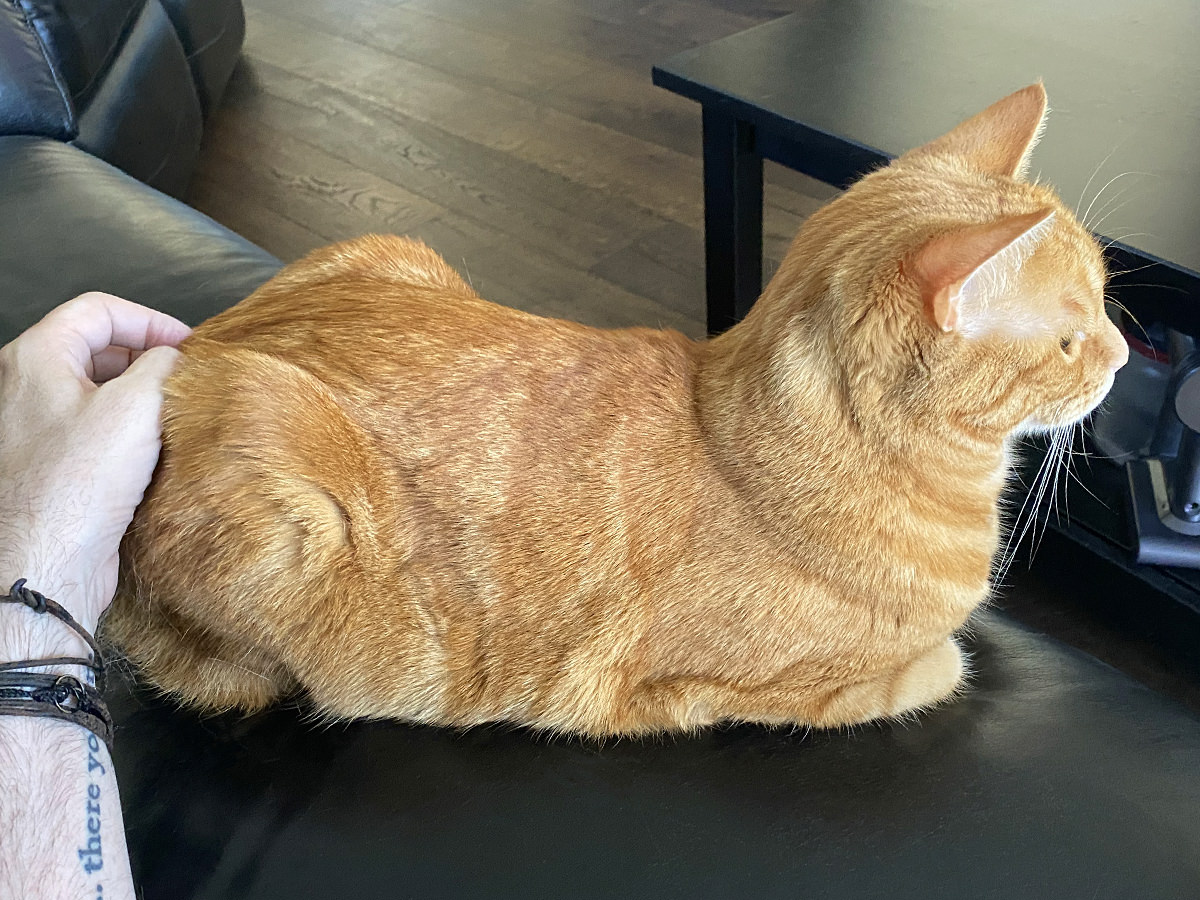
left=1015, top=372, right=1117, bottom=436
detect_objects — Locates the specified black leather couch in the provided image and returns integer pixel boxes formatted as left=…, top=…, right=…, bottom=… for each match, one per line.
left=1, top=6, right=1198, bottom=899
left=0, top=0, right=244, bottom=198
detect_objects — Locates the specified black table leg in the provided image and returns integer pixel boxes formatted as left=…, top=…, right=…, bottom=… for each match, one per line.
left=702, top=107, right=763, bottom=335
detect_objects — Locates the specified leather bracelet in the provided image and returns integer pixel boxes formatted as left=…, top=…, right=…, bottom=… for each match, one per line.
left=0, top=671, right=113, bottom=750
left=0, top=580, right=112, bottom=750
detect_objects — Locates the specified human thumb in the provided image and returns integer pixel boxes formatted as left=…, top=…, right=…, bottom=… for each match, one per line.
left=111, top=345, right=184, bottom=394
left=96, top=345, right=184, bottom=423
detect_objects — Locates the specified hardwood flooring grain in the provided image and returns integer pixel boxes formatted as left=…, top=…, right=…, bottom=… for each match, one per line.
left=189, top=0, right=822, bottom=336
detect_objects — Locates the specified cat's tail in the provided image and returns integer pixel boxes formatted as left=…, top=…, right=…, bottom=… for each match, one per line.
left=111, top=338, right=398, bottom=712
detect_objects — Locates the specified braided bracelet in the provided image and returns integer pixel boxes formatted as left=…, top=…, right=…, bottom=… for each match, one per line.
left=0, top=579, right=113, bottom=750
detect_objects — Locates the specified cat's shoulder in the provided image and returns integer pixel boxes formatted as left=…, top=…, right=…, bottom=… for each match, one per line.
left=293, top=234, right=469, bottom=294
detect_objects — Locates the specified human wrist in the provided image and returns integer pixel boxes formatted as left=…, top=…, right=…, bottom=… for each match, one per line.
left=0, top=577, right=113, bottom=749
left=0, top=568, right=100, bottom=682
left=0, top=550, right=103, bottom=633
left=0, top=607, right=94, bottom=682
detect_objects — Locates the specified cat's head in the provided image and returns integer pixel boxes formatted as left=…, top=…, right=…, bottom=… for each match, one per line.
left=752, top=83, right=1128, bottom=443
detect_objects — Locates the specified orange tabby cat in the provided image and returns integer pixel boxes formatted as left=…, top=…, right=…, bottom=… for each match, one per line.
left=111, top=84, right=1127, bottom=736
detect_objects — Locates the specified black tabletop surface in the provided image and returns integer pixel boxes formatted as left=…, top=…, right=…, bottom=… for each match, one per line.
left=655, top=0, right=1200, bottom=285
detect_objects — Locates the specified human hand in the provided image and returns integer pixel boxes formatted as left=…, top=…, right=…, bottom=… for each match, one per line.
left=0, top=293, right=190, bottom=667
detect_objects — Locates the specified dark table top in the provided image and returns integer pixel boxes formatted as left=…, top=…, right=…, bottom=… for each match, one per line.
left=654, top=0, right=1200, bottom=289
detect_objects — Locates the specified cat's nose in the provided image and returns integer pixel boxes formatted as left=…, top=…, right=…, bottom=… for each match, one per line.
left=1108, top=331, right=1130, bottom=371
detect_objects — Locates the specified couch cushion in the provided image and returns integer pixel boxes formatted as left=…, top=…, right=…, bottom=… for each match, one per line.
left=108, top=611, right=1199, bottom=900
left=157, top=0, right=245, bottom=118
left=0, top=135, right=279, bottom=342
left=72, top=0, right=203, bottom=197
left=13, top=0, right=147, bottom=110
left=0, top=2, right=76, bottom=139
left=0, top=1, right=244, bottom=195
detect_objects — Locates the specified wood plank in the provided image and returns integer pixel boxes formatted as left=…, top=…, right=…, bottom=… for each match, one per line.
left=249, top=0, right=711, bottom=160
left=589, top=221, right=706, bottom=321
left=187, top=171, right=327, bottom=263
left=213, top=60, right=668, bottom=270
left=240, top=7, right=727, bottom=226
left=466, top=239, right=704, bottom=338
left=194, top=102, right=444, bottom=242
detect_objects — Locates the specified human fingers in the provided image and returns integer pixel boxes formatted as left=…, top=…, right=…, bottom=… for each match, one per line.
left=32, top=293, right=191, bottom=376
left=88, top=345, right=139, bottom=383
left=95, top=345, right=182, bottom=432
left=87, top=346, right=181, bottom=513
left=108, top=343, right=183, bottom=394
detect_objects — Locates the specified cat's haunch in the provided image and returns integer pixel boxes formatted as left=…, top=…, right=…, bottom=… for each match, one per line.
left=110, top=83, right=1127, bottom=736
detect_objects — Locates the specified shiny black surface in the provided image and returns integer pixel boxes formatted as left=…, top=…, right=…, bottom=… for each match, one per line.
left=106, top=612, right=1200, bottom=900
left=654, top=0, right=1200, bottom=286
left=18, top=0, right=148, bottom=108
left=0, top=3, right=75, bottom=139
left=0, top=136, right=279, bottom=341
left=73, top=0, right=204, bottom=199
left=158, top=0, right=246, bottom=116
left=0, top=0, right=246, bottom=197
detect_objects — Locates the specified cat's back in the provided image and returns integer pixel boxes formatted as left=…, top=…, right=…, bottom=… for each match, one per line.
left=188, top=235, right=696, bottom=421
left=157, top=235, right=704, bottom=538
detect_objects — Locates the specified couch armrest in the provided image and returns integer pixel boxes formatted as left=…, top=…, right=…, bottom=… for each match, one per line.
left=0, top=136, right=280, bottom=341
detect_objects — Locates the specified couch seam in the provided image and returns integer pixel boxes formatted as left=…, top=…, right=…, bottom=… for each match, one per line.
left=11, top=0, right=77, bottom=135
left=181, top=1, right=238, bottom=61
left=61, top=0, right=148, bottom=103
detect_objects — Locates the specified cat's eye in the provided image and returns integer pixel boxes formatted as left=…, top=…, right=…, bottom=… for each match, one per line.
left=1060, top=331, right=1085, bottom=358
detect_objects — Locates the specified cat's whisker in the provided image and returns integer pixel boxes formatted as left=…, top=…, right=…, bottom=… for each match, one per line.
left=1101, top=230, right=1152, bottom=243
left=1104, top=261, right=1160, bottom=278
left=996, top=434, right=1060, bottom=584
left=1045, top=429, right=1062, bottom=529
left=1078, top=418, right=1111, bottom=468
left=1051, top=427, right=1071, bottom=528
left=1097, top=232, right=1154, bottom=253
left=1081, top=171, right=1149, bottom=231
left=1061, top=424, right=1075, bottom=525
left=1076, top=149, right=1118, bottom=216
left=1086, top=191, right=1134, bottom=235
left=1063, top=454, right=1110, bottom=508
left=206, top=657, right=273, bottom=684
left=1108, top=282, right=1192, bottom=298
left=1019, top=430, right=1065, bottom=567
left=1105, top=296, right=1150, bottom=347
left=1033, top=427, right=1069, bottom=559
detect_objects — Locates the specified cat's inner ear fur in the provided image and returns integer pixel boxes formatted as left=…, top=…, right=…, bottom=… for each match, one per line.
left=905, top=83, right=1048, bottom=180
left=906, top=208, right=1056, bottom=336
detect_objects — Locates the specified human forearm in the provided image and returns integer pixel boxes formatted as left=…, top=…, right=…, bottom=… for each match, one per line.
left=0, top=294, right=189, bottom=899
left=0, top=572, right=131, bottom=900
left=0, top=716, right=134, bottom=900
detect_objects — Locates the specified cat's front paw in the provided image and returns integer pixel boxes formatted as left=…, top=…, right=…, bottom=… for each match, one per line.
left=888, top=639, right=966, bottom=717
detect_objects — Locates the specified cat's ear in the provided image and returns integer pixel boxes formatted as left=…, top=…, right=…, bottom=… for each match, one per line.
left=908, top=208, right=1055, bottom=334
left=906, top=83, right=1048, bottom=179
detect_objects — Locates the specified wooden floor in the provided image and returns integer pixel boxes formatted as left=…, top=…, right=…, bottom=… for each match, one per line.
left=186, top=0, right=834, bottom=341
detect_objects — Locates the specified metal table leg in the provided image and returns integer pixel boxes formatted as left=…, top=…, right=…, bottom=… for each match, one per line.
left=701, top=107, right=763, bottom=335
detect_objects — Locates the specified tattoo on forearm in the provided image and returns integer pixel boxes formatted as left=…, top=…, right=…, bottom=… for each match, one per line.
left=78, top=733, right=106, bottom=881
